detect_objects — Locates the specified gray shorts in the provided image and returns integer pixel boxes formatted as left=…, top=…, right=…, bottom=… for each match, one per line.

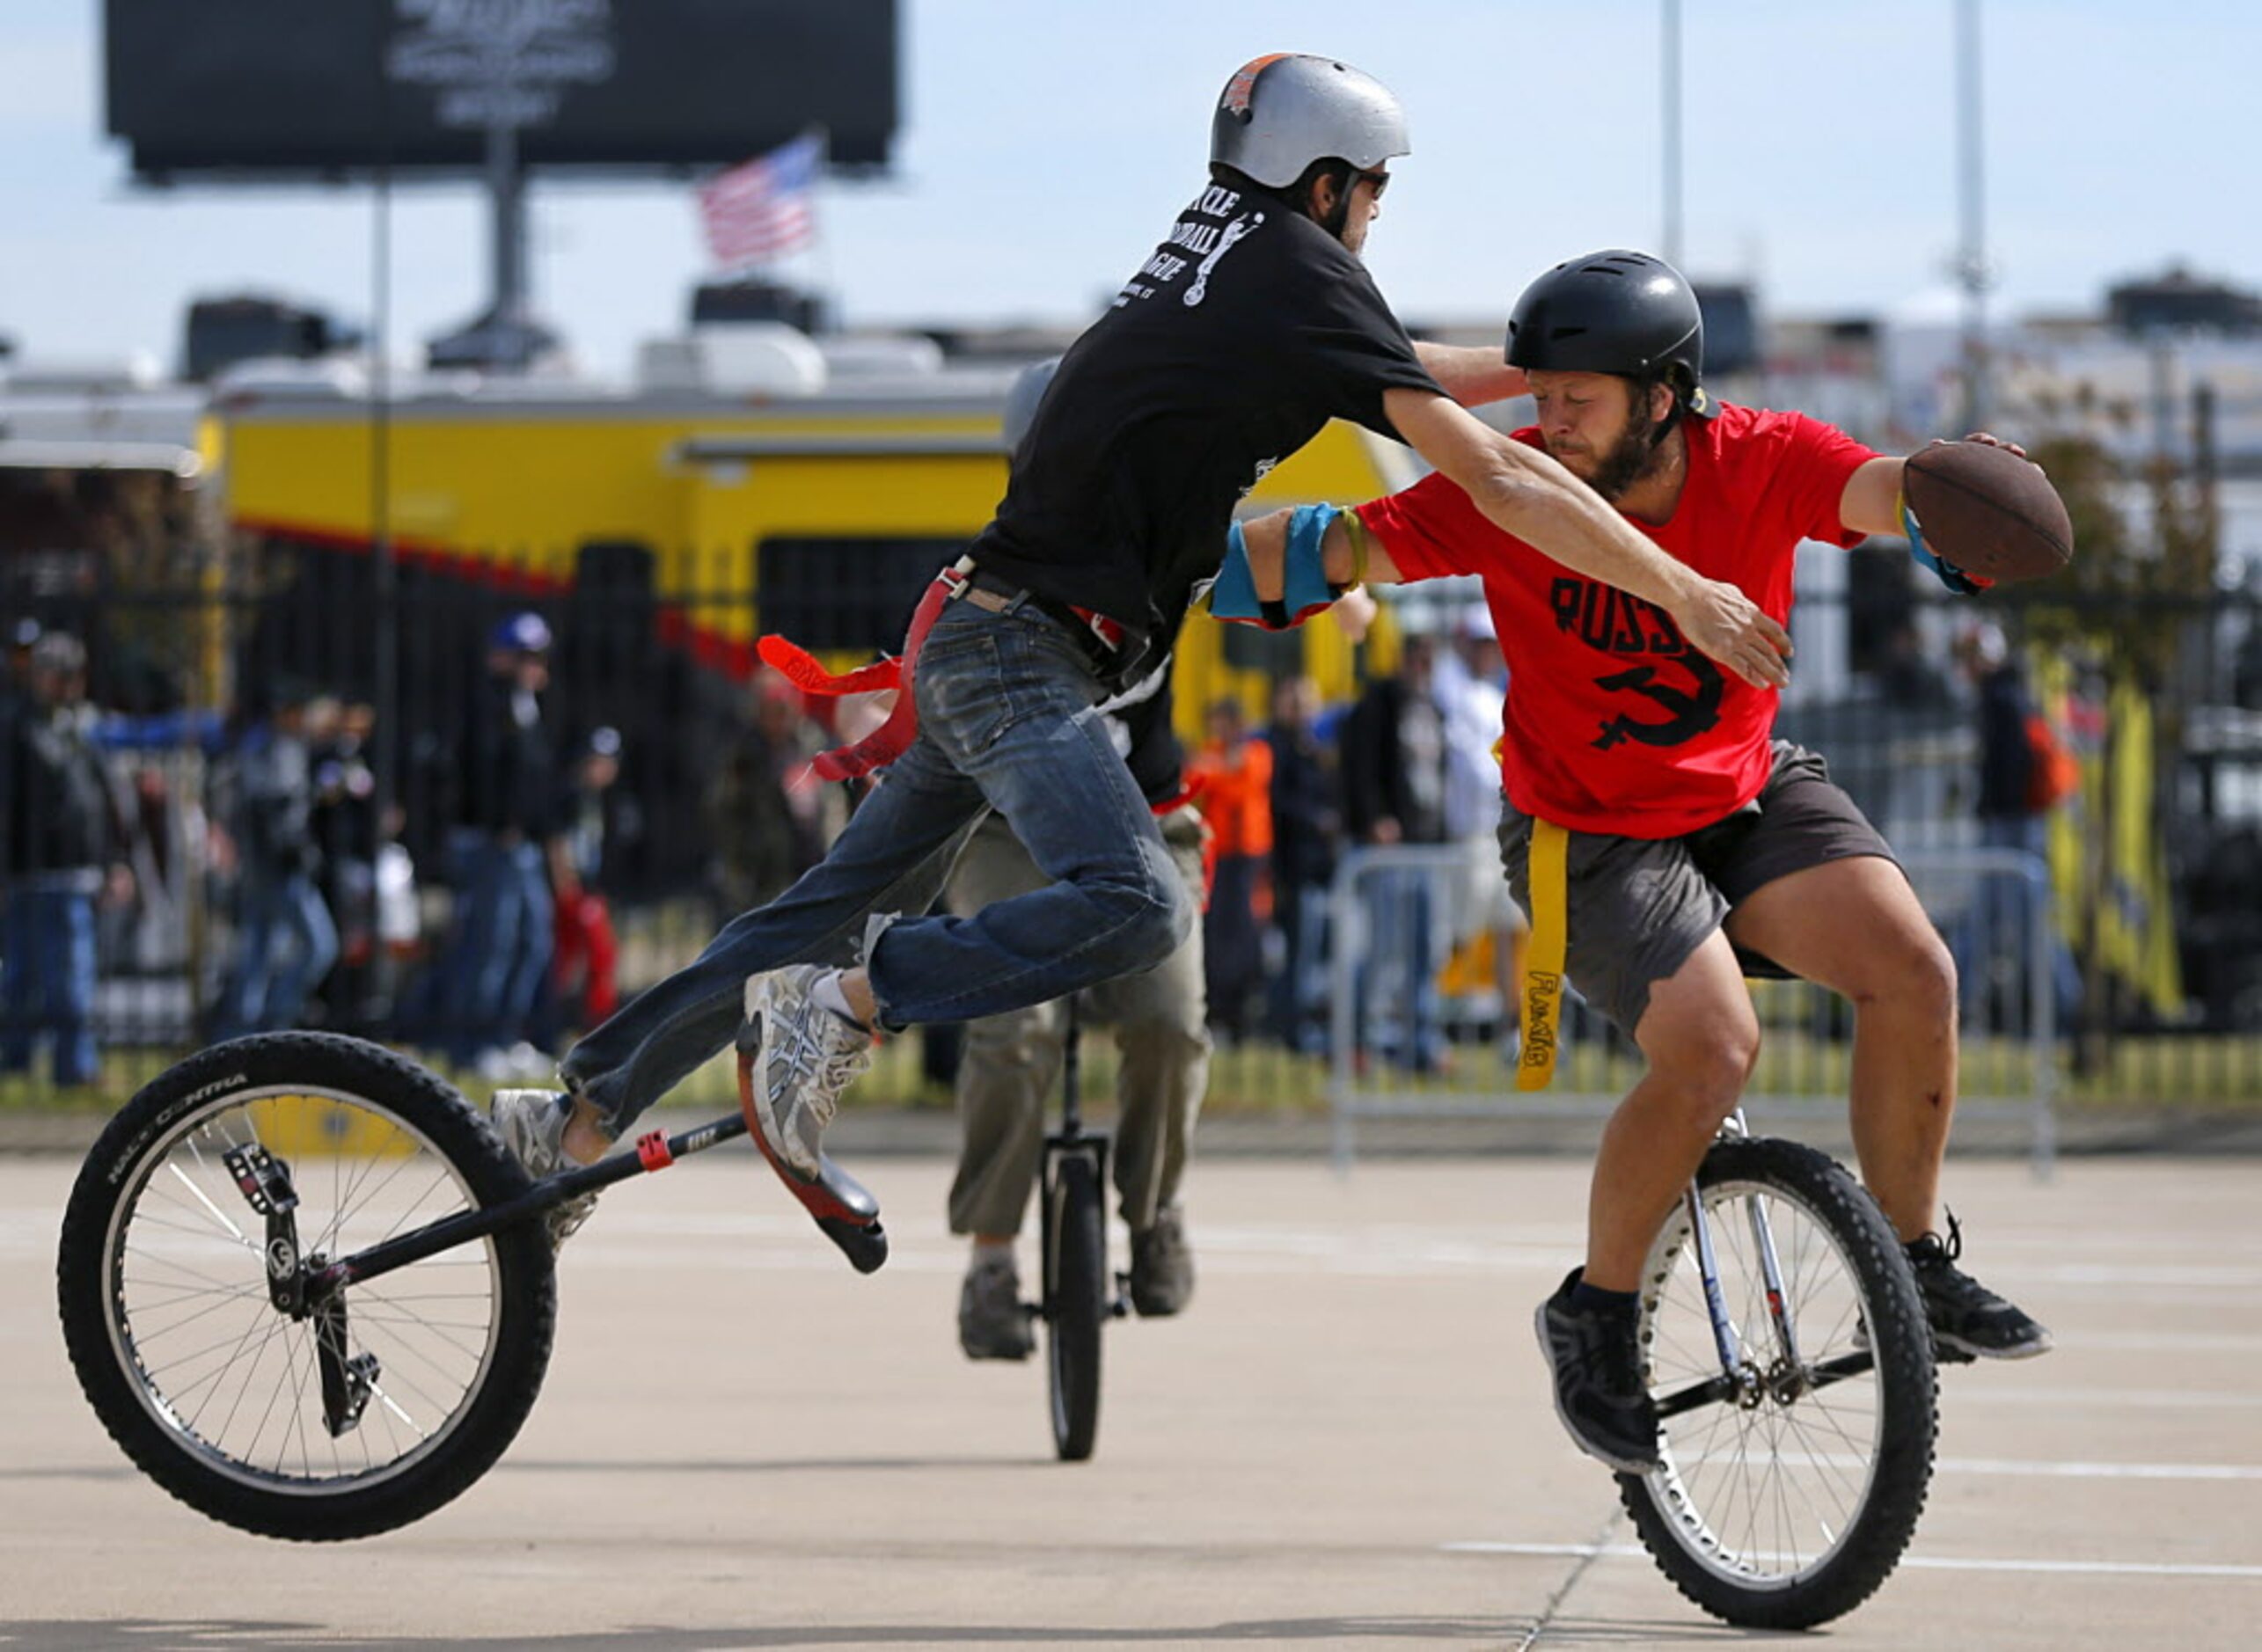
left=1497, top=741, right=1899, bottom=1039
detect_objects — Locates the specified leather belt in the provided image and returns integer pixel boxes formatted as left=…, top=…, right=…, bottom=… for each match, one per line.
left=752, top=559, right=1138, bottom=786
left=953, top=568, right=1129, bottom=656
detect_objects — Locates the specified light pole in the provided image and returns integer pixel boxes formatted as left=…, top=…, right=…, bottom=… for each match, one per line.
left=1661, top=0, right=1684, bottom=268
left=1954, top=0, right=1991, bottom=432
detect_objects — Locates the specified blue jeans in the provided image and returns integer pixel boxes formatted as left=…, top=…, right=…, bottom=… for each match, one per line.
left=0, top=884, right=99, bottom=1085
left=562, top=598, right=1192, bottom=1134
left=214, top=871, right=340, bottom=1038
left=1352, top=866, right=1445, bottom=1071
left=440, top=836, right=554, bottom=1062
left=1951, top=815, right=2081, bottom=1034
left=1267, top=880, right=1331, bottom=1054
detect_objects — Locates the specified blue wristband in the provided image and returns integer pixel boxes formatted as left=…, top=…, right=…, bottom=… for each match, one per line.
left=1209, top=523, right=1266, bottom=623
left=1209, top=507, right=1344, bottom=629
left=1900, top=493, right=1986, bottom=597
left=1281, top=503, right=1342, bottom=618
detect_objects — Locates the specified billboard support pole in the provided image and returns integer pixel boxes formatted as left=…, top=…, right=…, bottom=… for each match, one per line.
left=485, top=114, right=528, bottom=351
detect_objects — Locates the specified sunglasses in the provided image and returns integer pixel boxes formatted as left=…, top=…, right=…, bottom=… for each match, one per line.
left=1357, top=168, right=1391, bottom=199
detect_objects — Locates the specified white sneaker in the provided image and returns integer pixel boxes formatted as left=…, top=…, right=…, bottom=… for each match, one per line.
left=503, top=1041, right=553, bottom=1080
left=741, top=965, right=873, bottom=1179
left=490, top=1089, right=599, bottom=1251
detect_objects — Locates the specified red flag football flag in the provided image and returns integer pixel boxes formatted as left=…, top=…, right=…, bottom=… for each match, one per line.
left=698, top=133, right=822, bottom=267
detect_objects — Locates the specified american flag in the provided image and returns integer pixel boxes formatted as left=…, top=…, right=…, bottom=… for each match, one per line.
left=698, top=133, right=823, bottom=267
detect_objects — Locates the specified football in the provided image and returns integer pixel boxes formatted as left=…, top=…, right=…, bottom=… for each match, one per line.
left=1901, top=438, right=2074, bottom=583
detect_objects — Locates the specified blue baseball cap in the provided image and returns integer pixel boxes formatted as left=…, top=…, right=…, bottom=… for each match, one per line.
left=490, top=611, right=553, bottom=654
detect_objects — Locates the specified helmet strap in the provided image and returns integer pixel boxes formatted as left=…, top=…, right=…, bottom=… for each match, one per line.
left=1641, top=375, right=1687, bottom=450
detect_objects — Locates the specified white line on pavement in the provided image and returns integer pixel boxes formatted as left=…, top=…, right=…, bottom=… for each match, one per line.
left=1442, top=1541, right=2262, bottom=1580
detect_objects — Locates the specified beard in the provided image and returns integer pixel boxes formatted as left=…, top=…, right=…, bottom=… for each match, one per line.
left=1585, top=405, right=1670, bottom=502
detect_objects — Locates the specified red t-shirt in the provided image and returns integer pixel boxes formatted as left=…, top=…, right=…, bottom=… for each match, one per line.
left=1358, top=403, right=1875, bottom=837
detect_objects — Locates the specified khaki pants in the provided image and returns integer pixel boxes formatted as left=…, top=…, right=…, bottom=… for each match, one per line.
left=947, top=806, right=1211, bottom=1239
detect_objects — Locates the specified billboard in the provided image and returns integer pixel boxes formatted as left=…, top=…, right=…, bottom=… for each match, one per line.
left=104, top=0, right=898, bottom=179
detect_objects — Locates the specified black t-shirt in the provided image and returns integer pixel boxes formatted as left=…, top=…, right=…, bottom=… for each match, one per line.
left=970, top=180, right=1441, bottom=645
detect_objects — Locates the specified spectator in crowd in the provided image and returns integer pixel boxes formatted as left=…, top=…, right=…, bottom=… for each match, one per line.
left=1434, top=604, right=1528, bottom=1059
left=946, top=679, right=1211, bottom=1356
left=212, top=685, right=338, bottom=1038
left=437, top=612, right=562, bottom=1079
left=3, top=618, right=40, bottom=720
left=705, top=670, right=843, bottom=917
left=1263, top=674, right=1341, bottom=1054
left=1188, top=694, right=1270, bottom=1044
left=310, top=701, right=381, bottom=1029
left=1340, top=631, right=1451, bottom=1071
left=1951, top=622, right=2081, bottom=1033
left=546, top=726, right=626, bottom=1040
left=1878, top=618, right=1955, bottom=712
left=1, top=632, right=132, bottom=1086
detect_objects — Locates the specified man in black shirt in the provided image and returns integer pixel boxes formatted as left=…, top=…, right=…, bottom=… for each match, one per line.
left=535, top=55, right=1791, bottom=1258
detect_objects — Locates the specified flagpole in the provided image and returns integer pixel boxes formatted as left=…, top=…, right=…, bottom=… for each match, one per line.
left=810, top=127, right=833, bottom=332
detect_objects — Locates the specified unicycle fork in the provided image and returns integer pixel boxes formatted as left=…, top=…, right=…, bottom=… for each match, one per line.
left=1678, top=1110, right=1804, bottom=1405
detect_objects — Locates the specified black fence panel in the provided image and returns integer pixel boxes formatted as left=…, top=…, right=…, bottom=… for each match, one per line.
left=4, top=539, right=2260, bottom=1118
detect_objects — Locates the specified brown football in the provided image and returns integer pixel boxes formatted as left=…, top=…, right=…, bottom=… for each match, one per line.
left=1901, top=439, right=2074, bottom=582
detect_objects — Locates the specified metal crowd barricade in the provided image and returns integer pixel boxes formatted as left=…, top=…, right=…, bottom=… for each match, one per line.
left=1326, top=843, right=2059, bottom=1177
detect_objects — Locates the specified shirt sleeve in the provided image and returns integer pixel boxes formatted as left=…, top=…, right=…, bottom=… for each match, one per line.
left=1283, top=264, right=1443, bottom=439
left=1354, top=471, right=1490, bottom=583
left=1770, top=411, right=1879, bottom=549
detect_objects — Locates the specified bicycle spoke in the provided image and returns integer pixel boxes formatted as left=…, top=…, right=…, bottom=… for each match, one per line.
left=100, top=1087, right=511, bottom=1495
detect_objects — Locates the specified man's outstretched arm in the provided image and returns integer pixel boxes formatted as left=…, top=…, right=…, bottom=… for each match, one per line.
left=1381, top=389, right=1791, bottom=690
left=1412, top=342, right=1526, bottom=409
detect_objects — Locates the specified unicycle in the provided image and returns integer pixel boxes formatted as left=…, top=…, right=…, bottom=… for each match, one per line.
left=1616, top=1113, right=1938, bottom=1629
left=55, top=1031, right=885, bottom=1539
left=1036, top=998, right=1124, bottom=1462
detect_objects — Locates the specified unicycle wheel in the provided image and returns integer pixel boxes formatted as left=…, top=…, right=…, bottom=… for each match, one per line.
left=56, top=1034, right=557, bottom=1539
left=1043, top=1151, right=1106, bottom=1461
left=1619, top=1136, right=1936, bottom=1628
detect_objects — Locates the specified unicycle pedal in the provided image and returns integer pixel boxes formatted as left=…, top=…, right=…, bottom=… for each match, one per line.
left=736, top=1020, right=889, bottom=1274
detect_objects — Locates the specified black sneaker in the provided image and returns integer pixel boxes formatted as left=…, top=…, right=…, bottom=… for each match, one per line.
left=1130, top=1204, right=1195, bottom=1317
left=1534, top=1268, right=1661, bottom=1473
left=1907, top=1216, right=2053, bottom=1360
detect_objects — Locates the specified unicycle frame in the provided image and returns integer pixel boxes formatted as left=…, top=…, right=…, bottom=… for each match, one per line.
left=1651, top=1112, right=1880, bottom=1419
left=303, top=1108, right=749, bottom=1302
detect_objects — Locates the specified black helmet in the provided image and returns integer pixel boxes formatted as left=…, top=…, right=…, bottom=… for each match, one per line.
left=1505, top=249, right=1715, bottom=419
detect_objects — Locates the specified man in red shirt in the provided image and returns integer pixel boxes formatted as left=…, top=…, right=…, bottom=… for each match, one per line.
left=1233, top=250, right=2049, bottom=1475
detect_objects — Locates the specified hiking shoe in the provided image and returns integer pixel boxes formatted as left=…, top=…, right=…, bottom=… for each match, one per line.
left=1130, top=1204, right=1195, bottom=1317
left=958, top=1253, right=1035, bottom=1361
left=1534, top=1268, right=1661, bottom=1473
left=1907, top=1216, right=2053, bottom=1360
left=490, top=1089, right=598, bottom=1252
left=740, top=965, right=872, bottom=1181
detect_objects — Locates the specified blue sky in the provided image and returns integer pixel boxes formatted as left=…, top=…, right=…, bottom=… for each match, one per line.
left=1, top=1, right=2251, bottom=376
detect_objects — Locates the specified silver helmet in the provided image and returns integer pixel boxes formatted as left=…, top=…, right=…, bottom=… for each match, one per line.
left=1208, top=54, right=1409, bottom=190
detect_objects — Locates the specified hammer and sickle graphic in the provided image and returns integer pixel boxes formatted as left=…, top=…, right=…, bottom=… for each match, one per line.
left=1591, top=654, right=1726, bottom=750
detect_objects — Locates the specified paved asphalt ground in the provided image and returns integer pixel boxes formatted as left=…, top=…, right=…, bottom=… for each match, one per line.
left=4, top=1146, right=2258, bottom=1650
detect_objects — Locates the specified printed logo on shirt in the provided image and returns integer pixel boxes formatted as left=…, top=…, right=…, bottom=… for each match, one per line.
left=1183, top=211, right=1264, bottom=307
left=1114, top=188, right=1261, bottom=307
left=1548, top=576, right=1725, bottom=750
